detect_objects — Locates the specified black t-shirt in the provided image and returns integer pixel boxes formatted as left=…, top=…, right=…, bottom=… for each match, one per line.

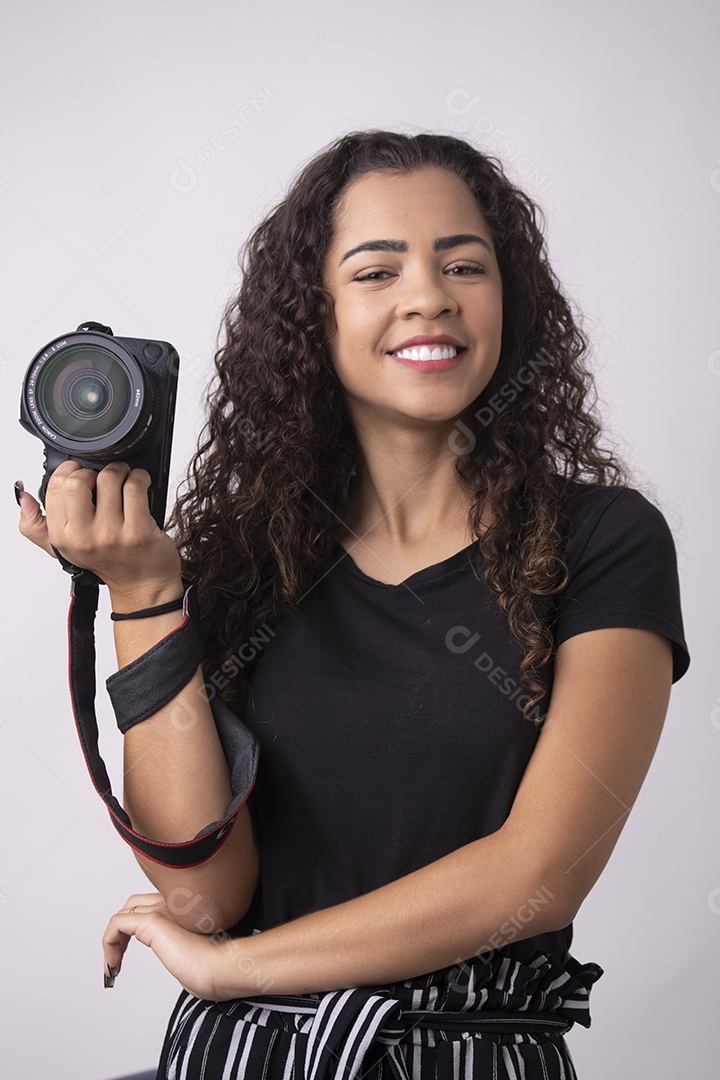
left=237, top=485, right=690, bottom=964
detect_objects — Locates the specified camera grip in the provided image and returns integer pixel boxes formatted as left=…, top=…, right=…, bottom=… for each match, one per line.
left=41, top=447, right=105, bottom=586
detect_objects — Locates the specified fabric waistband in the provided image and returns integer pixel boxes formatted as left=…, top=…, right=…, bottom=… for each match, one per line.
left=240, top=987, right=572, bottom=1080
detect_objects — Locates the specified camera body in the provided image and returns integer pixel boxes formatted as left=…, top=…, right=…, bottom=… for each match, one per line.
left=19, top=321, right=180, bottom=583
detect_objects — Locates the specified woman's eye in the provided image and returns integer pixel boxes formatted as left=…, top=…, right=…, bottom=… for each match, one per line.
left=353, top=270, right=392, bottom=282
left=447, top=263, right=485, bottom=275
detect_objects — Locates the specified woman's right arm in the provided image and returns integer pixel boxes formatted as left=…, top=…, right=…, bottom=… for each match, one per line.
left=17, top=460, right=259, bottom=933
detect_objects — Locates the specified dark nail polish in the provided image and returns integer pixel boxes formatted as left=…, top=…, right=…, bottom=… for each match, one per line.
left=14, top=480, right=24, bottom=506
left=104, top=965, right=120, bottom=988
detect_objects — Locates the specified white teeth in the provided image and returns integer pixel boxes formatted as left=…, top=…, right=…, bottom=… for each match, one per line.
left=393, top=345, right=460, bottom=361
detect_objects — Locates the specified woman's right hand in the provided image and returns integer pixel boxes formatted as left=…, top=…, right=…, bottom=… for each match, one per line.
left=18, top=461, right=261, bottom=931
left=17, top=459, right=184, bottom=606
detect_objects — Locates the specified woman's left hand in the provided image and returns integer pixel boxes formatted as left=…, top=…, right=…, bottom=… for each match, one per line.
left=102, top=892, right=239, bottom=1001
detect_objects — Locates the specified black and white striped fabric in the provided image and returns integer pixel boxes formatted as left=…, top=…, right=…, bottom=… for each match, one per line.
left=154, top=946, right=602, bottom=1079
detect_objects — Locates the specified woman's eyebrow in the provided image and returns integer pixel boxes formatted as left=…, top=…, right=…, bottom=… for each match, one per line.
left=338, top=233, right=493, bottom=267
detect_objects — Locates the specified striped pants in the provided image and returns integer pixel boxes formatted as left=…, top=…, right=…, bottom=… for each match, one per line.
left=155, top=948, right=603, bottom=1079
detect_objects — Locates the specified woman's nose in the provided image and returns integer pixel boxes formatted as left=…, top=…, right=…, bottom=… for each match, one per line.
left=395, top=266, right=459, bottom=319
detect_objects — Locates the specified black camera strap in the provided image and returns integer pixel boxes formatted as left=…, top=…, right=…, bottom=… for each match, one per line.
left=66, top=575, right=259, bottom=868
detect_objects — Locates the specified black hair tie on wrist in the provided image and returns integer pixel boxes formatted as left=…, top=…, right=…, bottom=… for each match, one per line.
left=110, top=595, right=185, bottom=621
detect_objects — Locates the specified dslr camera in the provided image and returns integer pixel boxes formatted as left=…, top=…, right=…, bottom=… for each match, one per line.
left=19, top=321, right=180, bottom=583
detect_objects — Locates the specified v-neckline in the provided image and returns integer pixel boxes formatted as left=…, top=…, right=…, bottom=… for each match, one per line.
left=331, top=538, right=479, bottom=589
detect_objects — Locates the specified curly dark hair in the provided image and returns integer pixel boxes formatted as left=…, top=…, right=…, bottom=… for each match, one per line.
left=166, top=129, right=630, bottom=721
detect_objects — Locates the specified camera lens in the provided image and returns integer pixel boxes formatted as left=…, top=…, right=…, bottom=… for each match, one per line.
left=66, top=371, right=112, bottom=418
left=36, top=345, right=133, bottom=441
left=22, top=330, right=159, bottom=462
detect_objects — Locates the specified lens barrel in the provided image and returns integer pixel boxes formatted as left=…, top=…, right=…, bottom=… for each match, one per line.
left=22, top=331, right=156, bottom=460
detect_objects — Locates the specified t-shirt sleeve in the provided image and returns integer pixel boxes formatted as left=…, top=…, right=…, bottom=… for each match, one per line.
left=553, top=487, right=690, bottom=683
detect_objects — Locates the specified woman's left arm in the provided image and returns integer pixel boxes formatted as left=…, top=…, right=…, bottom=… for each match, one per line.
left=102, top=625, right=673, bottom=1000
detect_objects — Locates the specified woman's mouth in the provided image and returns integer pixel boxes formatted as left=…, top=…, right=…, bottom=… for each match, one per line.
left=392, top=345, right=461, bottom=361
left=389, top=345, right=467, bottom=371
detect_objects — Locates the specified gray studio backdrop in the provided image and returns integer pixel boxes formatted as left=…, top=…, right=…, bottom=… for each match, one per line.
left=1, top=1, right=717, bottom=1077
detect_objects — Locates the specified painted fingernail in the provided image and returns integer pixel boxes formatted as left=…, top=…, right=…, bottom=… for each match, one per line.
left=104, top=965, right=120, bottom=988
left=14, top=480, right=24, bottom=507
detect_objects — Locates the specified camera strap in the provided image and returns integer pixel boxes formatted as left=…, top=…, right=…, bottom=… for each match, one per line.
left=66, top=576, right=259, bottom=868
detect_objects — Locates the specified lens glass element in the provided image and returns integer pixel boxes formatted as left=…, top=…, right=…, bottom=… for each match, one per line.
left=36, top=345, right=133, bottom=440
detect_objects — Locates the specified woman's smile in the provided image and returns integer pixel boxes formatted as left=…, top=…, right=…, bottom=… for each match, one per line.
left=388, top=334, right=467, bottom=364
left=390, top=346, right=468, bottom=372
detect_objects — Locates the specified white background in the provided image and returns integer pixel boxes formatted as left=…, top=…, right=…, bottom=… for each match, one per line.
left=1, top=1, right=718, bottom=1077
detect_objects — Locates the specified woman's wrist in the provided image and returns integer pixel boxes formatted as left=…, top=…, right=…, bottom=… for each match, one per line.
left=212, top=933, right=271, bottom=1001
left=108, top=577, right=186, bottom=615
left=109, top=578, right=189, bottom=668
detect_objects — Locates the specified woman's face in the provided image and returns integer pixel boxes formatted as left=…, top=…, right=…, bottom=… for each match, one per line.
left=322, top=166, right=503, bottom=431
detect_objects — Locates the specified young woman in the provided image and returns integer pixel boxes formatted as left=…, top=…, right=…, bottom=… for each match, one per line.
left=18, top=130, right=690, bottom=1079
